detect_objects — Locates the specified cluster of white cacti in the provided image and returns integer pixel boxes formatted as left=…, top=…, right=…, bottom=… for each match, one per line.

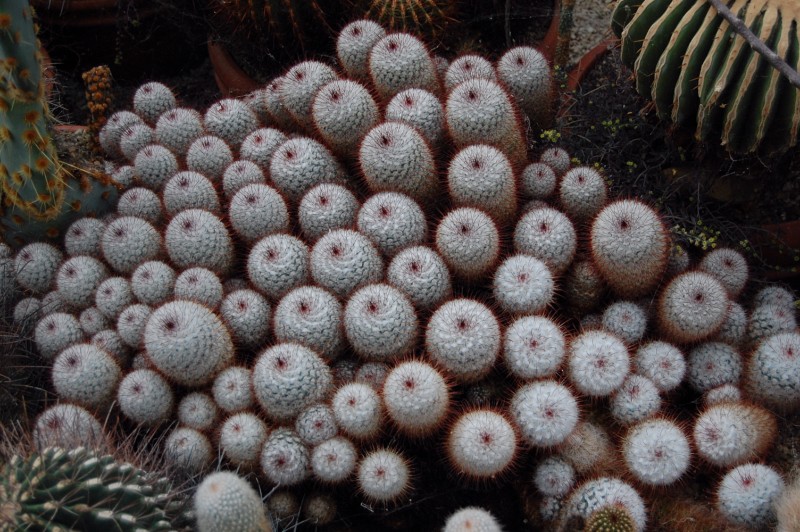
left=4, top=15, right=800, bottom=532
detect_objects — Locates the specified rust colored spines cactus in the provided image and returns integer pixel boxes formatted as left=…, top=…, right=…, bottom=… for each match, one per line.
left=82, top=65, right=113, bottom=152
left=358, top=0, right=459, bottom=43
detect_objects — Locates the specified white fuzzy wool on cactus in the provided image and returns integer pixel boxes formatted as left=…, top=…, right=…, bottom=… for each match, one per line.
left=194, top=471, right=272, bottom=532
left=511, top=380, right=579, bottom=447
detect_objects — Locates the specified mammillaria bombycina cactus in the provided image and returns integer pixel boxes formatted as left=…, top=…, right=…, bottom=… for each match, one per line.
left=10, top=15, right=800, bottom=530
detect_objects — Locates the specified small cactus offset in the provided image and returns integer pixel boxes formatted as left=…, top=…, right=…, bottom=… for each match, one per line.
left=0, top=446, right=188, bottom=531
left=0, top=0, right=118, bottom=247
left=613, top=0, right=800, bottom=155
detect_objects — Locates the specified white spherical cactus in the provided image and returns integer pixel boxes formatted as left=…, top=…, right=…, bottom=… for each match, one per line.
left=435, top=208, right=500, bottom=280
left=312, top=79, right=379, bottom=155
left=704, top=384, right=743, bottom=406
left=131, top=261, right=176, bottom=306
left=568, top=330, right=630, bottom=397
left=79, top=307, right=109, bottom=336
left=591, top=199, right=670, bottom=298
left=337, top=19, right=387, bottom=79
left=445, top=78, right=526, bottom=167
left=601, top=300, right=647, bottom=345
left=239, top=128, right=288, bottom=171
left=344, top=283, right=418, bottom=362
left=144, top=300, right=234, bottom=387
left=748, top=304, right=798, bottom=345
left=687, top=342, right=742, bottom=393
left=447, top=409, right=517, bottom=480
left=357, top=448, right=411, bottom=503
left=634, top=341, right=685, bottom=392
left=40, top=290, right=67, bottom=315
left=447, top=145, right=517, bottom=223
left=228, top=184, right=290, bottom=243
left=116, top=368, right=174, bottom=425
left=186, top=135, right=234, bottom=183
left=622, top=418, right=690, bottom=486
left=165, top=209, right=233, bottom=275
left=657, top=271, right=730, bottom=344
left=356, top=362, right=390, bottom=390
left=261, top=76, right=295, bottom=130
left=119, top=123, right=155, bottom=162
left=521, top=162, right=558, bottom=199
left=426, top=298, right=501, bottom=383
left=387, top=246, right=452, bottom=311
left=133, top=81, right=176, bottom=124
left=444, top=507, right=502, bottom=532
left=221, top=160, right=266, bottom=200
left=382, top=360, right=449, bottom=436
left=295, top=403, right=338, bottom=446
left=194, top=471, right=272, bottom=532
left=514, top=207, right=577, bottom=275
left=218, top=412, right=268, bottom=468
left=33, top=403, right=107, bottom=450
left=746, top=331, right=800, bottom=409
left=204, top=98, right=259, bottom=147
left=101, top=216, right=161, bottom=275
left=716, top=302, right=747, bottom=347
left=55, top=256, right=108, bottom=310
left=14, top=242, right=63, bottom=295
left=332, top=382, right=383, bottom=440
left=155, top=107, right=204, bottom=156
left=444, top=54, right=497, bottom=92
left=385, top=88, right=445, bottom=144
left=100, top=110, right=143, bottom=158
left=133, top=144, right=178, bottom=190
left=298, top=183, right=360, bottom=242
left=91, top=329, right=130, bottom=364
left=311, top=436, right=358, bottom=483
left=310, top=229, right=384, bottom=298
left=178, top=392, right=218, bottom=431
left=64, top=217, right=106, bottom=258
left=280, top=61, right=339, bottom=130
left=504, top=315, right=565, bottom=379
left=493, top=254, right=554, bottom=315
left=219, top=289, right=271, bottom=348
left=511, top=380, right=579, bottom=447
left=753, top=285, right=797, bottom=310
left=693, top=402, right=776, bottom=467
left=610, top=374, right=661, bottom=425
left=368, top=32, right=438, bottom=99
left=534, top=457, right=576, bottom=497
left=117, top=187, right=163, bottom=224
left=94, top=276, right=133, bottom=320
left=51, top=343, right=120, bottom=410
left=359, top=121, right=437, bottom=201
left=558, top=166, right=607, bottom=222
left=699, top=247, right=749, bottom=298
left=13, top=297, right=40, bottom=326
left=162, top=171, right=221, bottom=216
left=252, top=342, right=333, bottom=422
left=559, top=477, right=647, bottom=532
left=270, top=137, right=344, bottom=202
left=174, top=267, right=223, bottom=309
left=496, top=46, right=552, bottom=126
left=112, top=165, right=137, bottom=188
left=273, top=286, right=343, bottom=360
left=164, top=427, right=213, bottom=475
left=540, top=147, right=571, bottom=176
left=260, top=427, right=310, bottom=486
left=560, top=421, right=614, bottom=475
left=116, top=303, right=152, bottom=348
left=35, top=312, right=84, bottom=361
left=212, top=366, right=254, bottom=413
left=247, top=234, right=309, bottom=300
left=717, top=463, right=784, bottom=528
left=357, top=192, right=427, bottom=257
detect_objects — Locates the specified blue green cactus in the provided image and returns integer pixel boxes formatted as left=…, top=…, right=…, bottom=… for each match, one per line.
left=0, top=0, right=118, bottom=247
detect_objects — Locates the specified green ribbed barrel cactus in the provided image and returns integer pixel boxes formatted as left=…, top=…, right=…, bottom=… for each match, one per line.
left=613, top=0, right=800, bottom=155
left=0, top=446, right=189, bottom=531
left=0, top=0, right=119, bottom=247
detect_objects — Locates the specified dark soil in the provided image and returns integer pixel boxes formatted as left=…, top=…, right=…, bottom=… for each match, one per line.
left=557, top=44, right=800, bottom=283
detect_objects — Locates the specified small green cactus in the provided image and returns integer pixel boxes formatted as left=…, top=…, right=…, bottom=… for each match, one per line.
left=613, top=0, right=800, bottom=155
left=0, top=446, right=188, bottom=531
left=0, top=0, right=119, bottom=247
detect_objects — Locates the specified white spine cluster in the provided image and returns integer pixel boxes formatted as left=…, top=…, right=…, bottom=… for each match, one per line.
left=218, top=412, right=268, bottom=468
left=332, top=382, right=383, bottom=440
left=493, top=254, right=554, bottom=315
left=369, top=32, right=438, bottom=99
left=357, top=192, right=427, bottom=256
left=163, top=171, right=221, bottom=216
left=435, top=208, right=499, bottom=279
left=514, top=207, right=577, bottom=275
left=387, top=246, right=452, bottom=310
left=273, top=286, right=343, bottom=360
left=117, top=187, right=163, bottom=224
left=447, top=409, right=517, bottom=479
left=194, top=471, right=272, bottom=532
left=212, top=366, right=253, bottom=413
left=311, top=436, right=358, bottom=483
left=101, top=216, right=162, bottom=274
left=622, top=418, right=690, bottom=486
left=247, top=234, right=309, bottom=300
left=385, top=88, right=444, bottom=144
left=117, top=368, right=174, bottom=425
left=568, top=330, right=630, bottom=397
left=165, top=209, right=233, bottom=275
left=511, top=380, right=579, bottom=447
left=298, top=183, right=360, bottom=242
left=344, top=283, right=418, bottom=361
left=310, top=229, right=383, bottom=298
left=382, top=360, right=449, bottom=436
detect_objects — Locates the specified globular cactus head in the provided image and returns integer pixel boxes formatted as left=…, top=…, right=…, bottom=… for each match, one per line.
left=194, top=471, right=273, bottom=532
